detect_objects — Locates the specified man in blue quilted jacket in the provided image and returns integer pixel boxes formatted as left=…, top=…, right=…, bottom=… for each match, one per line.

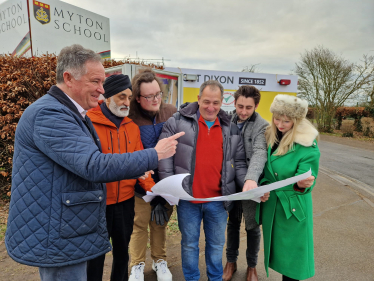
left=5, top=44, right=183, bottom=281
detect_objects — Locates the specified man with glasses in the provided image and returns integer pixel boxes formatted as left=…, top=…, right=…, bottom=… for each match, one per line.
left=128, top=69, right=176, bottom=281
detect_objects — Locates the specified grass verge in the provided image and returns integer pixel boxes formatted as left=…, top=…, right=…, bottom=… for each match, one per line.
left=0, top=200, right=9, bottom=242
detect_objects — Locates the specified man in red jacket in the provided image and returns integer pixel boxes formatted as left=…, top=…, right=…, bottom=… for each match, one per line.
left=86, top=74, right=155, bottom=281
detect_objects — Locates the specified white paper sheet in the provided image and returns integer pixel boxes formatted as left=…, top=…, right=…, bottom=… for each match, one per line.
left=143, top=173, right=192, bottom=205
left=143, top=170, right=312, bottom=205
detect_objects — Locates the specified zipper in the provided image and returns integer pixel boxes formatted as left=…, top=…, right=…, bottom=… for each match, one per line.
left=109, top=130, right=120, bottom=204
left=189, top=117, right=199, bottom=195
left=117, top=128, right=121, bottom=153
left=116, top=128, right=121, bottom=204
left=124, top=131, right=128, bottom=152
left=222, top=129, right=229, bottom=210
left=110, top=131, right=114, bottom=153
left=223, top=127, right=232, bottom=193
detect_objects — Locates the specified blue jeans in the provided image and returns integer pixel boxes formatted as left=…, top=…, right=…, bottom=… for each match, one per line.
left=177, top=200, right=228, bottom=281
left=39, top=261, right=87, bottom=281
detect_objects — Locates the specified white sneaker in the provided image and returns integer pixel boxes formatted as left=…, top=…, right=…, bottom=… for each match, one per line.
left=129, top=262, right=145, bottom=281
left=152, top=259, right=173, bottom=281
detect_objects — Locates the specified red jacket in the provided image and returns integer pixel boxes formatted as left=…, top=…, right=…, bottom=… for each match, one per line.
left=87, top=101, right=155, bottom=205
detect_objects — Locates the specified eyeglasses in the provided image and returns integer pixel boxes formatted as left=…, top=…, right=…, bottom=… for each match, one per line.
left=139, top=92, right=163, bottom=102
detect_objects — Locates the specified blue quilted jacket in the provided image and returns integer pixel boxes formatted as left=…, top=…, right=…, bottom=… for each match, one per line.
left=5, top=86, right=158, bottom=267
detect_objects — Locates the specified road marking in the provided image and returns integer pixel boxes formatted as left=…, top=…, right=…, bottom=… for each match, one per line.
left=319, top=166, right=374, bottom=201
left=363, top=198, right=374, bottom=208
left=313, top=200, right=363, bottom=217
left=320, top=139, right=374, bottom=153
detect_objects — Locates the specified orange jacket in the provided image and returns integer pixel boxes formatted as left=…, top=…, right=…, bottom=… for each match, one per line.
left=87, top=101, right=155, bottom=205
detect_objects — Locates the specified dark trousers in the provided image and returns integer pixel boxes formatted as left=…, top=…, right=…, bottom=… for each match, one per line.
left=283, top=275, right=298, bottom=281
left=226, top=201, right=261, bottom=268
left=87, top=197, right=135, bottom=281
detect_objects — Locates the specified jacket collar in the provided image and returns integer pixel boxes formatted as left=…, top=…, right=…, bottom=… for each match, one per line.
left=47, top=85, right=84, bottom=120
left=230, top=111, right=257, bottom=124
left=179, top=102, right=230, bottom=127
left=294, top=118, right=319, bottom=146
left=266, top=146, right=276, bottom=180
left=48, top=85, right=102, bottom=151
left=270, top=129, right=295, bottom=162
left=270, top=146, right=295, bottom=163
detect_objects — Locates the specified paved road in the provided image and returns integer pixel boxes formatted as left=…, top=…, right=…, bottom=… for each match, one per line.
left=319, top=139, right=374, bottom=194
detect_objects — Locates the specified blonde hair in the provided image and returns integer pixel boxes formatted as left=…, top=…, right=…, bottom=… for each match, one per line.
left=265, top=114, right=300, bottom=156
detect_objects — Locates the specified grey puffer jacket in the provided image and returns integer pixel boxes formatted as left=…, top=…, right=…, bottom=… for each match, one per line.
left=158, top=102, right=247, bottom=210
left=231, top=111, right=268, bottom=230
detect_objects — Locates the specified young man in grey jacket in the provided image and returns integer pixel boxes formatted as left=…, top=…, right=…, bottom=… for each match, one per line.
left=223, top=86, right=268, bottom=281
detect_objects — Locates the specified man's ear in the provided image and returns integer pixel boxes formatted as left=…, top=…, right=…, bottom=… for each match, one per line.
left=63, top=71, right=74, bottom=88
left=255, top=104, right=259, bottom=110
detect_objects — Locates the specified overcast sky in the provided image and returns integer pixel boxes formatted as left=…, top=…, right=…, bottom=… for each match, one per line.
left=3, top=0, right=374, bottom=74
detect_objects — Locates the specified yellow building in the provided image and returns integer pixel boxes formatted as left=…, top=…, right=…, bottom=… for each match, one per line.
left=105, top=65, right=298, bottom=122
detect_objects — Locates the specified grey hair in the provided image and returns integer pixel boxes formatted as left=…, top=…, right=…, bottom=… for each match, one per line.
left=56, top=44, right=102, bottom=83
left=199, top=80, right=224, bottom=98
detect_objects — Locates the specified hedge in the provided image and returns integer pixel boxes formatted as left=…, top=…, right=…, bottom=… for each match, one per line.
left=0, top=55, right=163, bottom=201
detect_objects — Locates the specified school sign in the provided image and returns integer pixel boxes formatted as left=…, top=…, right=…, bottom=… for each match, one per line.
left=0, top=0, right=110, bottom=58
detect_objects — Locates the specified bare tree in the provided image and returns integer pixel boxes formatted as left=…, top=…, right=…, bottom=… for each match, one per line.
left=242, top=63, right=260, bottom=73
left=295, top=46, right=374, bottom=132
left=364, top=84, right=374, bottom=106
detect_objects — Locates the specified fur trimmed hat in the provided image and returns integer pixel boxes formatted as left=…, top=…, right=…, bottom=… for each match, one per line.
left=270, top=94, right=308, bottom=119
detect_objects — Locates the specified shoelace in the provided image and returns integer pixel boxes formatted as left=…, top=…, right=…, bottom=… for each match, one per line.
left=156, top=259, right=168, bottom=274
left=133, top=262, right=145, bottom=279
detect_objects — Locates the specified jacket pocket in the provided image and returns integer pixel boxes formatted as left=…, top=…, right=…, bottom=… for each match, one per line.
left=289, top=195, right=306, bottom=222
left=60, top=190, right=104, bottom=239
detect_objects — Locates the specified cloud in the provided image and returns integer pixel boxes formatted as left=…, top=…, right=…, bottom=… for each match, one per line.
left=1, top=0, right=373, bottom=74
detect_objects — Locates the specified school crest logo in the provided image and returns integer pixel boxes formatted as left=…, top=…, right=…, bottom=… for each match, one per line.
left=33, top=1, right=51, bottom=25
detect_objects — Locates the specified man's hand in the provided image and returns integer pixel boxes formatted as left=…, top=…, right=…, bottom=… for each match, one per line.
left=297, top=176, right=315, bottom=189
left=242, top=180, right=258, bottom=192
left=261, top=192, right=270, bottom=202
left=138, top=170, right=154, bottom=180
left=155, top=132, right=185, bottom=160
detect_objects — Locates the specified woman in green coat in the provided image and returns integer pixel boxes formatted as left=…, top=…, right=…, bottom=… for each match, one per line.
left=256, top=94, right=320, bottom=281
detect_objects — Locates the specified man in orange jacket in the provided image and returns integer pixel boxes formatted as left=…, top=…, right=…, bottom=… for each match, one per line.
left=86, top=74, right=155, bottom=281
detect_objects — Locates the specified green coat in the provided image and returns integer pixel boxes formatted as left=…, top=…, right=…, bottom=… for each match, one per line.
left=256, top=130, right=320, bottom=280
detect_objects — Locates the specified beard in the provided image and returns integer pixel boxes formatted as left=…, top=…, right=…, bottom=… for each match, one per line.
left=108, top=98, right=129, bottom=117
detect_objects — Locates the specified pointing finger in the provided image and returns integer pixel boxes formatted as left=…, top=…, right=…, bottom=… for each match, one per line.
left=168, top=132, right=185, bottom=140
